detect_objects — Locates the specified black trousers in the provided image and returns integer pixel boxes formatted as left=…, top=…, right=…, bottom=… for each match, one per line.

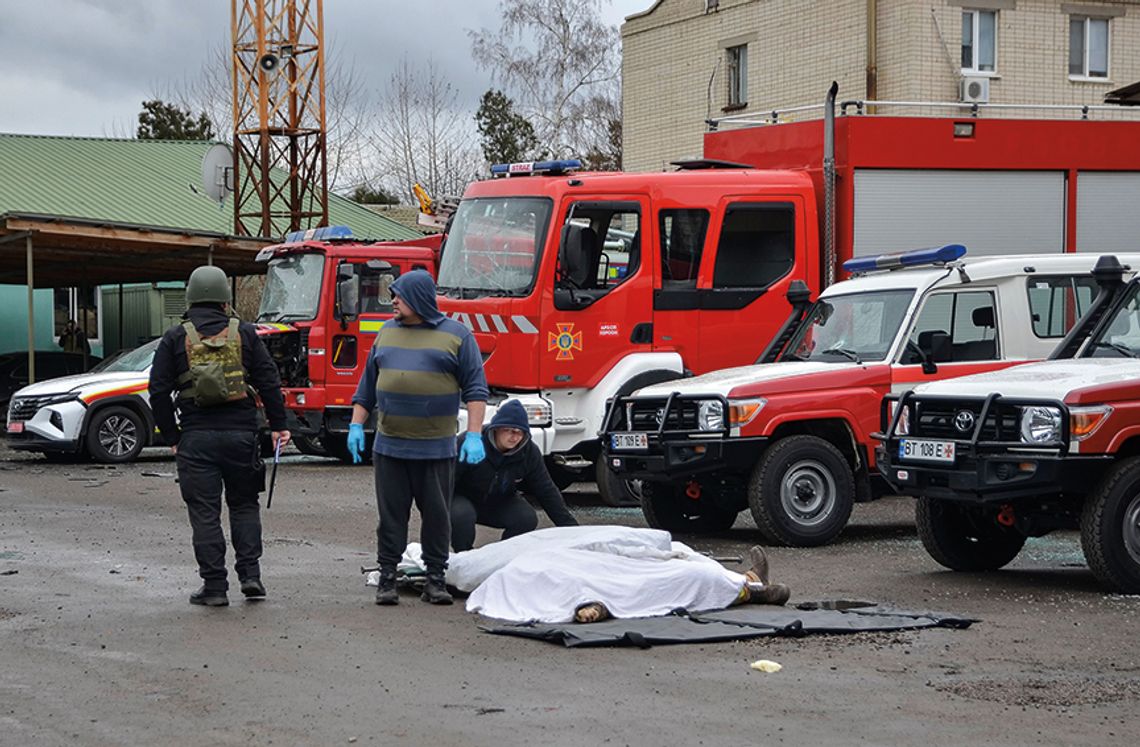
left=374, top=455, right=454, bottom=576
left=175, top=430, right=265, bottom=591
left=450, top=492, right=538, bottom=552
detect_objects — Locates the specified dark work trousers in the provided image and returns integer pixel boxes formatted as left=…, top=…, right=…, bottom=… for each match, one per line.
left=450, top=492, right=538, bottom=552
left=175, top=430, right=265, bottom=591
left=374, top=454, right=454, bottom=576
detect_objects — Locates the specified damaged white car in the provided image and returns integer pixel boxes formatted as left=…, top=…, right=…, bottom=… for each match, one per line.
left=5, top=339, right=160, bottom=463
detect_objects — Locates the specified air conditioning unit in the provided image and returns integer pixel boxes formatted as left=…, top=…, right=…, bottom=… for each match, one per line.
left=961, top=76, right=990, bottom=104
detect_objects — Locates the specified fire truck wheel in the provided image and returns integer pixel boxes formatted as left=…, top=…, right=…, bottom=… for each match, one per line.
left=293, top=433, right=328, bottom=457
left=640, top=482, right=736, bottom=534
left=595, top=459, right=643, bottom=507
left=915, top=496, right=1025, bottom=572
left=85, top=405, right=146, bottom=464
left=749, top=435, right=854, bottom=547
left=545, top=458, right=581, bottom=490
left=1081, top=457, right=1140, bottom=594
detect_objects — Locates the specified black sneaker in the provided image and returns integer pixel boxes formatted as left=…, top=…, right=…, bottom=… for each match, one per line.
left=189, top=586, right=229, bottom=607
left=375, top=572, right=399, bottom=606
left=420, top=576, right=453, bottom=605
left=240, top=579, right=266, bottom=599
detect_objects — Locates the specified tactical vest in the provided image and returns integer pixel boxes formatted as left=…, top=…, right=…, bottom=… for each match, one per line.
left=177, top=317, right=249, bottom=407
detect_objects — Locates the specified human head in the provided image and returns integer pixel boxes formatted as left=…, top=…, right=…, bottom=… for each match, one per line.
left=186, top=265, right=232, bottom=305
left=486, top=400, right=531, bottom=454
left=390, top=288, right=421, bottom=325
left=493, top=426, right=527, bottom=453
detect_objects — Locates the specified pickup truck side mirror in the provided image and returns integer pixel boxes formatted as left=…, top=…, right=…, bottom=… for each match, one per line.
left=917, top=330, right=952, bottom=373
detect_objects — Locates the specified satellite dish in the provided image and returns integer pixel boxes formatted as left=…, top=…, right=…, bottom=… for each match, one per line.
left=200, top=143, right=235, bottom=206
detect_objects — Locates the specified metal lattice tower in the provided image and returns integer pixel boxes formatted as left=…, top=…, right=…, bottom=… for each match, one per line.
left=231, top=0, right=329, bottom=238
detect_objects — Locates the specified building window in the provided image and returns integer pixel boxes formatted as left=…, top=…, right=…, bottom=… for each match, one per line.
left=1070, top=16, right=1109, bottom=79
left=726, top=44, right=748, bottom=108
left=961, top=9, right=996, bottom=73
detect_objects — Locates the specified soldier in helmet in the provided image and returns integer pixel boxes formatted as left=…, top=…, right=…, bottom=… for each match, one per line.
left=148, top=265, right=290, bottom=607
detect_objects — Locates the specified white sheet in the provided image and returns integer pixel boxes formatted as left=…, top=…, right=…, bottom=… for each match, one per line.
left=402, top=526, right=748, bottom=623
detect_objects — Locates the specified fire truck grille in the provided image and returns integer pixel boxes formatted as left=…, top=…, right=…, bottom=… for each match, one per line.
left=621, top=399, right=700, bottom=432
left=912, top=399, right=1021, bottom=441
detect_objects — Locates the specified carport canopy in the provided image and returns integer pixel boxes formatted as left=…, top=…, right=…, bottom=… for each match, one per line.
left=0, top=212, right=269, bottom=288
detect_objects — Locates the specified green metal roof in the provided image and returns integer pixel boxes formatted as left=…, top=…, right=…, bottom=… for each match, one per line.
left=0, top=133, right=420, bottom=241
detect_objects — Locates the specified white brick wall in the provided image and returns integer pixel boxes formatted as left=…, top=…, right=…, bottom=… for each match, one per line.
left=622, top=0, right=1140, bottom=173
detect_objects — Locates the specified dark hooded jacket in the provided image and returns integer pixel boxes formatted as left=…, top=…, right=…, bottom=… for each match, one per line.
left=148, top=304, right=287, bottom=445
left=351, top=269, right=488, bottom=459
left=454, top=400, right=577, bottom=527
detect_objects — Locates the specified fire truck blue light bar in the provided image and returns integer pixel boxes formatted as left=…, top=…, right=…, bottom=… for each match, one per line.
left=842, top=244, right=967, bottom=274
left=490, top=159, right=583, bottom=177
left=282, top=225, right=354, bottom=243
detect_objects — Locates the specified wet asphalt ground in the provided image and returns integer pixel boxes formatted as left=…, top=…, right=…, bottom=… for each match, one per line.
left=1, top=440, right=1138, bottom=746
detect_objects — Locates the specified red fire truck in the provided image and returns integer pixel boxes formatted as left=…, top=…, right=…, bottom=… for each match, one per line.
left=433, top=99, right=1140, bottom=505
left=438, top=124, right=1140, bottom=502
left=253, top=226, right=441, bottom=460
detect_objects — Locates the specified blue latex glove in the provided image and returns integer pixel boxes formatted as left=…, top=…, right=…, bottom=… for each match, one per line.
left=458, top=431, right=486, bottom=464
left=347, top=423, right=366, bottom=464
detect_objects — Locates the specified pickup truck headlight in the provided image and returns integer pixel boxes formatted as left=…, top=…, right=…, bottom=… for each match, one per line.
left=698, top=400, right=724, bottom=431
left=1020, top=406, right=1062, bottom=444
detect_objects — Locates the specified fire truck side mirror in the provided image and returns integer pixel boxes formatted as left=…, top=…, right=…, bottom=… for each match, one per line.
left=336, top=276, right=360, bottom=324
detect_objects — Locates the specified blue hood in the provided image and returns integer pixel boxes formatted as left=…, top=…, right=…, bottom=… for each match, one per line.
left=390, top=269, right=444, bottom=325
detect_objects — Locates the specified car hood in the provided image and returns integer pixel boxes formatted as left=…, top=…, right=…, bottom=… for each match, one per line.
left=634, top=361, right=868, bottom=399
left=911, top=359, right=1140, bottom=402
left=13, top=370, right=150, bottom=398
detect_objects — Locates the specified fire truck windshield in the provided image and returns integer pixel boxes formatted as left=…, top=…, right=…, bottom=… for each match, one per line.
left=437, top=197, right=552, bottom=297
left=785, top=289, right=915, bottom=363
left=256, top=253, right=325, bottom=322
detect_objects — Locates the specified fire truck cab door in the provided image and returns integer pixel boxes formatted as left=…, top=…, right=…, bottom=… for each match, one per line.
left=544, top=198, right=652, bottom=389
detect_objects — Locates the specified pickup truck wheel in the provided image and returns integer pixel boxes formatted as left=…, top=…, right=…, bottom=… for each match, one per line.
left=749, top=435, right=854, bottom=547
left=915, top=497, right=1025, bottom=571
left=85, top=405, right=146, bottom=464
left=1081, top=457, right=1140, bottom=593
left=596, top=459, right=642, bottom=507
left=641, top=482, right=736, bottom=534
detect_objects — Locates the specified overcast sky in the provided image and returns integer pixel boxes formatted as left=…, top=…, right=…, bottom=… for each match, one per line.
left=0, top=0, right=652, bottom=138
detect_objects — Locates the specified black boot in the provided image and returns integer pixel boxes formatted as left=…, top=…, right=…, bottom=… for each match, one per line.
left=240, top=578, right=266, bottom=599
left=375, top=570, right=399, bottom=606
left=421, top=574, right=453, bottom=605
left=189, top=585, right=229, bottom=607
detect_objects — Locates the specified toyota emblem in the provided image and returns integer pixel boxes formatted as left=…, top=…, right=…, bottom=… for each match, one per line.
left=954, top=410, right=976, bottom=433
left=654, top=407, right=665, bottom=426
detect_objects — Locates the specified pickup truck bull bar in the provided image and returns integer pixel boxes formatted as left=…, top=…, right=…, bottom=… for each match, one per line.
left=876, top=390, right=1072, bottom=455
left=601, top=391, right=732, bottom=441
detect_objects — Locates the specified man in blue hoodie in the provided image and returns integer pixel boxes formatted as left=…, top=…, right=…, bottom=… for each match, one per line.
left=348, top=270, right=488, bottom=606
left=451, top=399, right=578, bottom=551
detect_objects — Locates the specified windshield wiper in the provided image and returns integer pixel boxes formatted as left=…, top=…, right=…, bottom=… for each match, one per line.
left=1094, top=341, right=1139, bottom=358
left=821, top=346, right=863, bottom=364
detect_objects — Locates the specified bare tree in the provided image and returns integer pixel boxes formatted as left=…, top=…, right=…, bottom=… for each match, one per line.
left=468, top=0, right=621, bottom=159
left=368, top=57, right=482, bottom=202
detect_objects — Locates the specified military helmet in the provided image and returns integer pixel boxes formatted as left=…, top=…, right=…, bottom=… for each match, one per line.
left=186, top=265, right=232, bottom=304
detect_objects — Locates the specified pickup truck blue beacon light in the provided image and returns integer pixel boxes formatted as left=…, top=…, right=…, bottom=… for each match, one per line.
left=842, top=244, right=967, bottom=274
left=490, top=159, right=583, bottom=177
left=282, top=225, right=354, bottom=243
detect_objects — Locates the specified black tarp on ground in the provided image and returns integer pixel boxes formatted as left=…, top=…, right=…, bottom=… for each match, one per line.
left=481, top=601, right=976, bottom=648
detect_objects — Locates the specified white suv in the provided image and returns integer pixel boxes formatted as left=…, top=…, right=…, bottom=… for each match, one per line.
left=5, top=339, right=160, bottom=463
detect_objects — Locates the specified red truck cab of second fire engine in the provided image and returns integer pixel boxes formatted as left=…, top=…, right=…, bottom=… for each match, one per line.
left=435, top=160, right=821, bottom=503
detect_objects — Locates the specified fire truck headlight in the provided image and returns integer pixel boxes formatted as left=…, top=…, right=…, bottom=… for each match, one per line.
left=1019, top=406, right=1062, bottom=444
left=525, top=403, right=552, bottom=428
left=698, top=400, right=724, bottom=431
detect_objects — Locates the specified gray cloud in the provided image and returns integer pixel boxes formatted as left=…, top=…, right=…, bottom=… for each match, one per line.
left=0, top=0, right=648, bottom=137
